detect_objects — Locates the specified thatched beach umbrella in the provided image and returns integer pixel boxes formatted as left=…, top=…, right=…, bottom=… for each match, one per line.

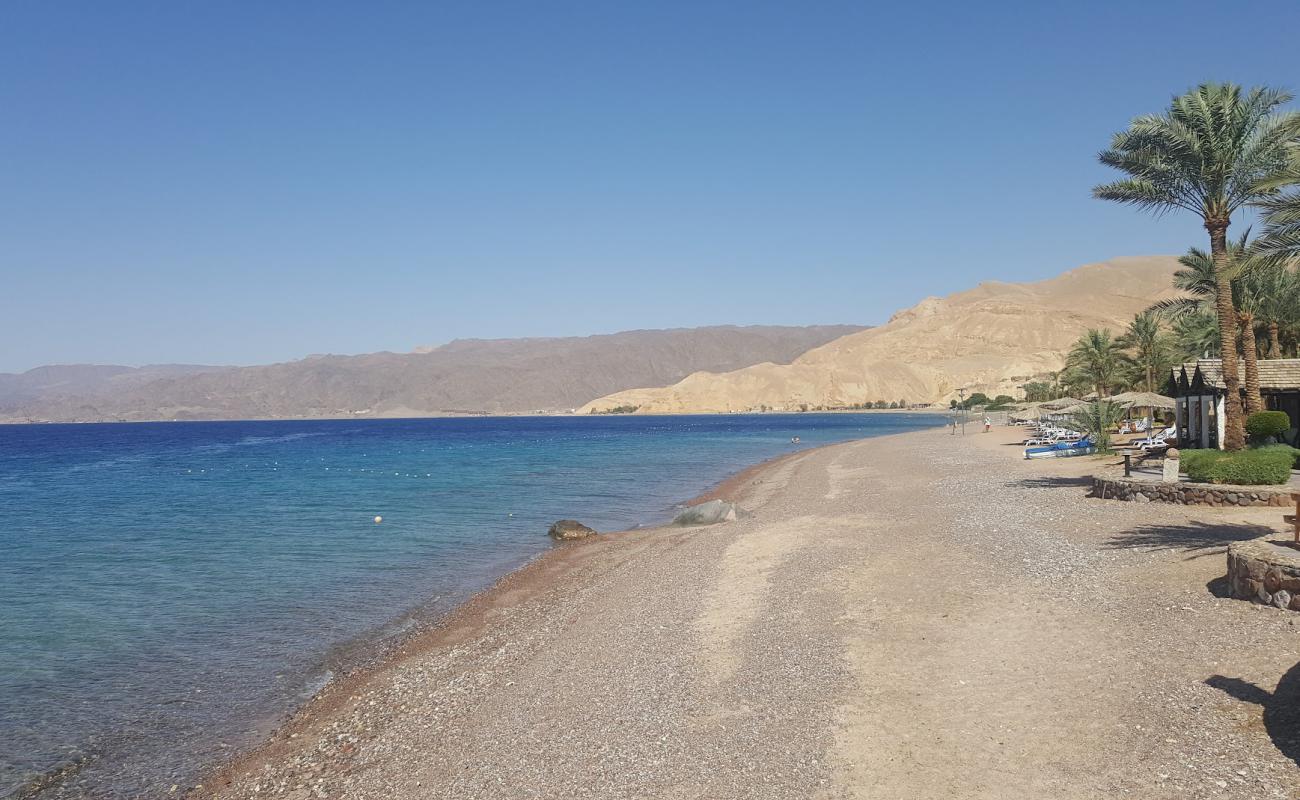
left=1008, top=402, right=1048, bottom=421
left=1053, top=401, right=1096, bottom=415
left=1109, top=391, right=1176, bottom=410
left=1108, top=391, right=1176, bottom=432
left=1040, top=397, right=1083, bottom=411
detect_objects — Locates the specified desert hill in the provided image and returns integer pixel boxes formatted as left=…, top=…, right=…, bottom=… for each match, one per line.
left=0, top=325, right=864, bottom=423
left=579, top=256, right=1184, bottom=414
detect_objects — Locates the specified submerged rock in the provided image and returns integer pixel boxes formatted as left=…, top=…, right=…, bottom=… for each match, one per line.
left=548, top=519, right=598, bottom=541
left=673, top=499, right=737, bottom=527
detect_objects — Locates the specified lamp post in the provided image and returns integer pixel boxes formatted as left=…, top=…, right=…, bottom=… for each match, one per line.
left=957, top=388, right=967, bottom=435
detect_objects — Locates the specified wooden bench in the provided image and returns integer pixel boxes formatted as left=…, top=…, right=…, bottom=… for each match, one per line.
left=1287, top=492, right=1300, bottom=544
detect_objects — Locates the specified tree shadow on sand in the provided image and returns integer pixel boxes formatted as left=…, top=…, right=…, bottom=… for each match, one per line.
left=1011, top=476, right=1095, bottom=489
left=1104, top=521, right=1275, bottom=559
left=1207, top=663, right=1300, bottom=765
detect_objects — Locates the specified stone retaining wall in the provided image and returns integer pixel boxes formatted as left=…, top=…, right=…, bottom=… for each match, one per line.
left=1227, top=539, right=1300, bottom=611
left=1090, top=476, right=1293, bottom=507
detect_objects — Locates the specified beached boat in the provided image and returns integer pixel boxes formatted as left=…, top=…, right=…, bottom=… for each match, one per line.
left=1023, top=436, right=1096, bottom=460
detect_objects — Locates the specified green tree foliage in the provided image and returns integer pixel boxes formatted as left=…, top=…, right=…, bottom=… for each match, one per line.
left=1258, top=180, right=1300, bottom=260
left=1155, top=236, right=1287, bottom=412
left=1172, top=310, right=1221, bottom=360
left=1117, top=311, right=1175, bottom=392
left=1064, top=329, right=1131, bottom=397
left=589, top=405, right=640, bottom=414
left=1240, top=259, right=1300, bottom=358
left=1246, top=410, right=1292, bottom=444
left=1062, top=400, right=1128, bottom=450
left=1093, top=83, right=1300, bottom=450
left=1022, top=382, right=1054, bottom=402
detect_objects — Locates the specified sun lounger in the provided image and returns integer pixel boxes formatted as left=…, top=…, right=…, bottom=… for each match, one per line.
left=1133, top=427, right=1176, bottom=452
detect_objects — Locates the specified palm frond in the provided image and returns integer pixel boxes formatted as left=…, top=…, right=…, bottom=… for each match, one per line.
left=1060, top=400, right=1129, bottom=450
left=1095, top=83, right=1299, bottom=223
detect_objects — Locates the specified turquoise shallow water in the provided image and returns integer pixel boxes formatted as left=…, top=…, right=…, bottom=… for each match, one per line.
left=0, top=413, right=941, bottom=797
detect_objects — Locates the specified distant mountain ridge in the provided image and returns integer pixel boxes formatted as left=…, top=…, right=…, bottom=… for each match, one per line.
left=0, top=325, right=865, bottom=423
left=580, top=256, right=1185, bottom=413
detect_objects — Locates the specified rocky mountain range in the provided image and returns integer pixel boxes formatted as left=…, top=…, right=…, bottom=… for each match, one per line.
left=580, top=256, right=1184, bottom=414
left=0, top=325, right=864, bottom=422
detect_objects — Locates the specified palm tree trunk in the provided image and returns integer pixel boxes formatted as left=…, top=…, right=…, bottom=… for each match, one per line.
left=1208, top=221, right=1246, bottom=450
left=1240, top=313, right=1264, bottom=415
left=1268, top=322, right=1283, bottom=359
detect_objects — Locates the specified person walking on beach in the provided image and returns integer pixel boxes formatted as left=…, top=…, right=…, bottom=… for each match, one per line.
left=984, top=416, right=992, bottom=433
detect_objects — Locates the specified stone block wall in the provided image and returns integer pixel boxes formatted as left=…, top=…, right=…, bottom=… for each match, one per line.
left=1227, top=540, right=1300, bottom=611
left=1091, top=477, right=1293, bottom=507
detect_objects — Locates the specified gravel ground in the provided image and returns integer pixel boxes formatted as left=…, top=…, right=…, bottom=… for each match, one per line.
left=196, top=426, right=1300, bottom=800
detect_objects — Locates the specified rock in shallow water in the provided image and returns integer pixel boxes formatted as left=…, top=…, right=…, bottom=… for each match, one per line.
left=673, top=499, right=737, bottom=527
left=548, top=519, right=598, bottom=541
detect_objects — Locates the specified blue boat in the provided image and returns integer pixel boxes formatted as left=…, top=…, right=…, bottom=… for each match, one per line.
left=1023, top=435, right=1096, bottom=460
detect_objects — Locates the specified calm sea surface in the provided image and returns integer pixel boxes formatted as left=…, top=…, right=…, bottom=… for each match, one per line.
left=0, top=413, right=941, bottom=797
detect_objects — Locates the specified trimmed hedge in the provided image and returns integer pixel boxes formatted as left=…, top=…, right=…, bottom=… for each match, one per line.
left=1181, top=445, right=1300, bottom=486
left=1246, top=411, right=1292, bottom=443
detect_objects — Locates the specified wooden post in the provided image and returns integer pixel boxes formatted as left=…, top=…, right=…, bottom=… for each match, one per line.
left=1290, top=492, right=1300, bottom=545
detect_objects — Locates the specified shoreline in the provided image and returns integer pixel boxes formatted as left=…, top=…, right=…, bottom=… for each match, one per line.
left=192, top=422, right=1300, bottom=798
left=189, top=438, right=836, bottom=797
left=8, top=413, right=945, bottom=799
left=0, top=406, right=938, bottom=427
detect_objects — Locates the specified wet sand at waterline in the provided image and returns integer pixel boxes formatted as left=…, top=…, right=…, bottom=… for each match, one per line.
left=198, top=425, right=1300, bottom=799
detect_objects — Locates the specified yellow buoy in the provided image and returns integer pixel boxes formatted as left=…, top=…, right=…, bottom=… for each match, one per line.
left=373, top=516, right=383, bottom=524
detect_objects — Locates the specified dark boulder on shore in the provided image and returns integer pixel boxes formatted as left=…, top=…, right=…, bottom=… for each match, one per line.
left=548, top=519, right=599, bottom=541
left=672, top=500, right=737, bottom=527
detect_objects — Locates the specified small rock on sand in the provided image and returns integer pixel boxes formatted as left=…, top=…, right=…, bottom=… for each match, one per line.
left=548, top=520, right=598, bottom=541
left=672, top=499, right=737, bottom=527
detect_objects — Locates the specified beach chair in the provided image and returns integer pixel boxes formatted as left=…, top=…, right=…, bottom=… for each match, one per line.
left=1023, top=430, right=1062, bottom=446
left=1134, top=427, right=1175, bottom=452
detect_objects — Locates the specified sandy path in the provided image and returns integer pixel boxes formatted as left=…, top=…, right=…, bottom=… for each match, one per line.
left=200, top=427, right=1300, bottom=800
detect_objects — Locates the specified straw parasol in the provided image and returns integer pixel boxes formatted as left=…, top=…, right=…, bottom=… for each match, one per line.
left=1108, top=391, right=1176, bottom=410
left=1053, top=401, right=1096, bottom=415
left=1040, top=397, right=1083, bottom=411
left=1007, top=402, right=1048, bottom=421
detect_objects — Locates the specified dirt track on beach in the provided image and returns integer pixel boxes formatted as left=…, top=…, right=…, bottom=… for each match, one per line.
left=199, top=426, right=1300, bottom=799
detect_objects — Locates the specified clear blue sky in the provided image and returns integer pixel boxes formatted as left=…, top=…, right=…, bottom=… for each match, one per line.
left=3, top=1, right=1298, bottom=372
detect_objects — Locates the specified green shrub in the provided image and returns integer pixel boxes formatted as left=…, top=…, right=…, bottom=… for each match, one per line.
left=589, top=404, right=639, bottom=415
left=1181, top=445, right=1299, bottom=485
left=1246, top=411, right=1292, bottom=443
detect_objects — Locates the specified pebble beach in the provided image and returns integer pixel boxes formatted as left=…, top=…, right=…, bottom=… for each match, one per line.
left=196, top=425, right=1300, bottom=800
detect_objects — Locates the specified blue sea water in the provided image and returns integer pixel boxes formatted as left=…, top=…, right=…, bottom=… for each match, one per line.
left=0, top=413, right=941, bottom=797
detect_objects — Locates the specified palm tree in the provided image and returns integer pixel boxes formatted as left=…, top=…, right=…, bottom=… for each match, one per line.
left=1172, top=309, right=1221, bottom=360
left=1093, top=83, right=1300, bottom=449
left=1117, top=311, right=1174, bottom=392
left=1240, top=259, right=1300, bottom=358
left=1154, top=238, right=1297, bottom=413
left=1063, top=400, right=1129, bottom=451
left=1258, top=180, right=1300, bottom=260
left=1155, top=238, right=1264, bottom=413
left=1065, top=329, right=1130, bottom=398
